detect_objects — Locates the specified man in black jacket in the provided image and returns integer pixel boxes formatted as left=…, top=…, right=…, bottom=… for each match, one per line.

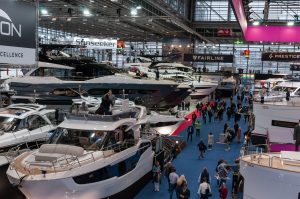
left=294, top=120, right=300, bottom=151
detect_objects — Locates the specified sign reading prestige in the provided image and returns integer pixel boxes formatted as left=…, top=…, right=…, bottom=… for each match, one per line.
left=184, top=54, right=234, bottom=63
left=0, top=1, right=36, bottom=65
left=73, top=37, right=117, bottom=49
left=262, top=52, right=300, bottom=62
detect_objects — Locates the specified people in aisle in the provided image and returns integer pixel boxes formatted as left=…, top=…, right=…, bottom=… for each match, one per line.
left=152, top=161, right=161, bottom=192
left=219, top=183, right=228, bottom=199
left=198, top=167, right=210, bottom=184
left=208, top=132, right=214, bottom=150
left=195, top=118, right=201, bottom=137
left=178, top=182, right=190, bottom=199
left=198, top=177, right=212, bottom=199
left=187, top=125, right=194, bottom=142
left=165, top=162, right=173, bottom=191
left=197, top=139, right=207, bottom=159
left=169, top=167, right=179, bottom=199
left=192, top=112, right=197, bottom=124
left=176, top=175, right=187, bottom=198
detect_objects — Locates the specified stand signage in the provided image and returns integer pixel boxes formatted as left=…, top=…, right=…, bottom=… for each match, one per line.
left=262, top=52, right=300, bottom=62
left=184, top=54, right=234, bottom=63
left=73, top=37, right=117, bottom=49
left=0, top=1, right=36, bottom=65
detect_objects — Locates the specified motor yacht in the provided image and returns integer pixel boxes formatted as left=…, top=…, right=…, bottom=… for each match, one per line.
left=1, top=62, right=190, bottom=110
left=240, top=149, right=300, bottom=199
left=216, top=77, right=236, bottom=97
left=0, top=104, right=56, bottom=166
left=254, top=81, right=300, bottom=102
left=7, top=113, right=155, bottom=199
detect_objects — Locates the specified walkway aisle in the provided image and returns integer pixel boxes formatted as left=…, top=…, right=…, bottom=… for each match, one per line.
left=135, top=99, right=248, bottom=199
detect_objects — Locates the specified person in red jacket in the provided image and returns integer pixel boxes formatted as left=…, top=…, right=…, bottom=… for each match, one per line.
left=219, top=183, right=228, bottom=199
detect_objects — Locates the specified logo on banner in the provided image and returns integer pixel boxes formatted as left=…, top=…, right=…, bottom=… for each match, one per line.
left=269, top=53, right=273, bottom=59
left=0, top=8, right=21, bottom=37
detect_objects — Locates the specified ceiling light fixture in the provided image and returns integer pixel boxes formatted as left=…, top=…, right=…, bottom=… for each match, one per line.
left=287, top=21, right=295, bottom=26
left=41, top=9, right=48, bottom=15
left=83, top=9, right=91, bottom=16
left=252, top=21, right=260, bottom=26
left=130, top=8, right=137, bottom=16
left=136, top=5, right=142, bottom=9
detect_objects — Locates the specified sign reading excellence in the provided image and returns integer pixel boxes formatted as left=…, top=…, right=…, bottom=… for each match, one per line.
left=184, top=54, right=234, bottom=63
left=0, top=1, right=36, bottom=65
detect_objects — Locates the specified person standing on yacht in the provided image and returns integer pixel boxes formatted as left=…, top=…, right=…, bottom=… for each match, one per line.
left=294, top=120, right=300, bottom=151
left=286, top=89, right=290, bottom=101
left=107, top=89, right=116, bottom=105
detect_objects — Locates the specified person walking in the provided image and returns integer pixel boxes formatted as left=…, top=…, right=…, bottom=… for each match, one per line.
left=176, top=175, right=187, bottom=198
left=192, top=112, right=197, bottom=124
left=187, top=125, right=194, bottom=142
left=237, top=127, right=241, bottom=144
left=208, top=132, right=214, bottom=150
left=286, top=89, right=290, bottom=101
left=219, top=183, right=228, bottom=199
left=223, top=123, right=228, bottom=134
left=207, top=109, right=213, bottom=123
left=169, top=167, right=179, bottom=199
left=195, top=118, right=201, bottom=137
left=198, top=177, right=212, bottom=199
left=165, top=162, right=173, bottom=191
left=178, top=182, right=190, bottom=199
left=197, top=139, right=207, bottom=159
left=198, top=167, right=210, bottom=184
left=152, top=161, right=161, bottom=192
left=234, top=122, right=239, bottom=137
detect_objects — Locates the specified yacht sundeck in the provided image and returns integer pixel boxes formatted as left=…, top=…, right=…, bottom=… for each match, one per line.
left=7, top=113, right=154, bottom=199
left=1, top=62, right=190, bottom=109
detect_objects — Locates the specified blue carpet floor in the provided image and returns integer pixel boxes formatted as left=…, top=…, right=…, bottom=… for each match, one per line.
left=135, top=99, right=248, bottom=199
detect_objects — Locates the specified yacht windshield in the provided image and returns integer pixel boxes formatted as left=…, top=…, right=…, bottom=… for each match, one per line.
left=272, top=86, right=297, bottom=92
left=48, top=128, right=107, bottom=150
left=30, top=67, right=72, bottom=78
left=0, top=116, right=20, bottom=132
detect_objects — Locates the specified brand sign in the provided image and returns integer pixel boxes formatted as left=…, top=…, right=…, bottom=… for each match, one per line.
left=73, top=37, right=117, bottom=49
left=0, top=1, right=36, bottom=65
left=290, top=64, right=300, bottom=71
left=184, top=54, right=234, bottom=63
left=271, top=120, right=297, bottom=129
left=262, top=52, right=300, bottom=62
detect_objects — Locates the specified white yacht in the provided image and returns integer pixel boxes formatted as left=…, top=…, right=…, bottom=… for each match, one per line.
left=1, top=62, right=190, bottom=110
left=252, top=99, right=300, bottom=149
left=240, top=150, right=300, bottom=199
left=216, top=77, right=236, bottom=97
left=0, top=104, right=56, bottom=166
left=7, top=113, right=154, bottom=199
left=254, top=81, right=300, bottom=102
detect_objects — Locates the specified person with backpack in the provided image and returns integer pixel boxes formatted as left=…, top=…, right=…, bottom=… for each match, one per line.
left=198, top=177, right=212, bottom=199
left=197, top=139, right=207, bottom=159
left=198, top=167, right=211, bottom=184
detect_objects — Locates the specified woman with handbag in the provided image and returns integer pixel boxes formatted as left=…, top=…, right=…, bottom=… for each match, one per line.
left=197, top=177, right=212, bottom=199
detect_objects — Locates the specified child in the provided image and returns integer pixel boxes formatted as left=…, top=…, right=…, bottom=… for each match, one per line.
left=208, top=132, right=214, bottom=150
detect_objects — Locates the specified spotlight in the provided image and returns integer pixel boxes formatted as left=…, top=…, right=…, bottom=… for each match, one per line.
left=136, top=5, right=142, bottom=9
left=130, top=8, right=137, bottom=16
left=287, top=21, right=295, bottom=26
left=41, top=9, right=48, bottom=15
left=252, top=21, right=260, bottom=26
left=83, top=9, right=91, bottom=16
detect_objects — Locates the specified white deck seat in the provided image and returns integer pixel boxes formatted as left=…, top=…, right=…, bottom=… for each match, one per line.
left=38, top=144, right=84, bottom=157
left=34, top=153, right=65, bottom=162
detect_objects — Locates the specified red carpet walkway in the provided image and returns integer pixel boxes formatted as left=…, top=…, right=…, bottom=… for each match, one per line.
left=171, top=109, right=201, bottom=136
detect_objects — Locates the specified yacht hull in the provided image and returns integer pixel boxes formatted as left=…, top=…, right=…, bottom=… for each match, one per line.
left=7, top=145, right=154, bottom=199
left=8, top=77, right=190, bottom=109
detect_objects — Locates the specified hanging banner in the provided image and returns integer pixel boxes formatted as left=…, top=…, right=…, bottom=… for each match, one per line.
left=73, top=37, right=117, bottom=49
left=184, top=54, right=234, bottom=63
left=262, top=52, right=300, bottom=62
left=0, top=1, right=36, bottom=65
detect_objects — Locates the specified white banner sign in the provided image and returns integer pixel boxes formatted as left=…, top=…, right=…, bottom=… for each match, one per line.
left=73, top=37, right=117, bottom=49
left=0, top=45, right=35, bottom=65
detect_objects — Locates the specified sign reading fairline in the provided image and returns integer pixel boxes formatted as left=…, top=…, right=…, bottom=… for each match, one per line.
left=184, top=54, right=234, bottom=63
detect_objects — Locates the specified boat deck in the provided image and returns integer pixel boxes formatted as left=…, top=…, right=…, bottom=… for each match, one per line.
left=241, top=151, right=300, bottom=173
